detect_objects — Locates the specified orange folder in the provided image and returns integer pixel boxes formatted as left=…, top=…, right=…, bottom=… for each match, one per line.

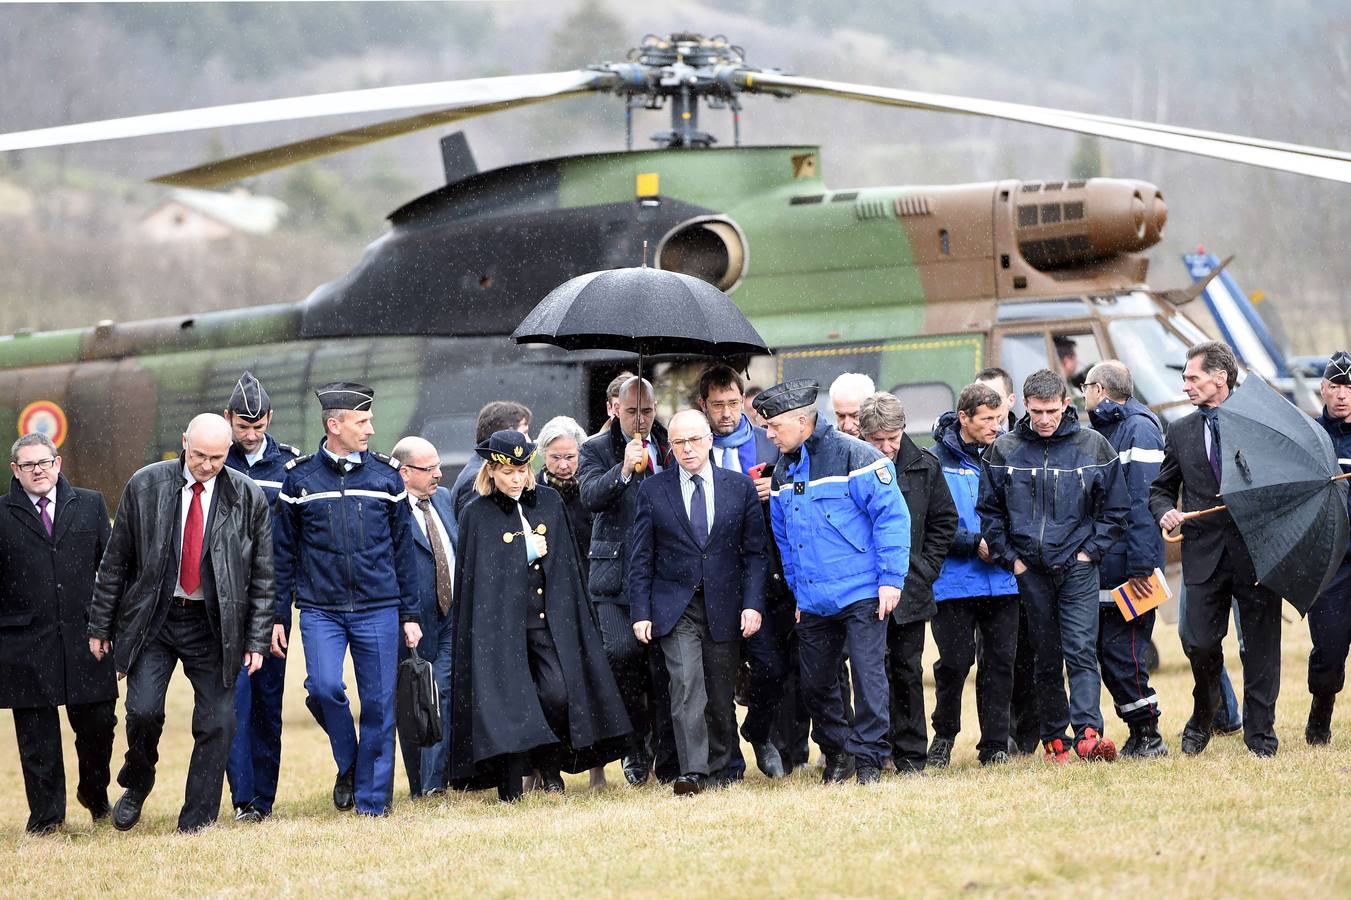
left=1110, top=568, right=1172, bottom=621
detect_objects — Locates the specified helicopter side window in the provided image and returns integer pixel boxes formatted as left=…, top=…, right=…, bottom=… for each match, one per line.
left=1050, top=330, right=1103, bottom=393
left=998, top=333, right=1050, bottom=418
left=1107, top=318, right=1189, bottom=407
left=887, top=382, right=955, bottom=439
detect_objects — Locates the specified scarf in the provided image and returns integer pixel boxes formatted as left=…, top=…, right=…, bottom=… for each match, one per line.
left=711, top=413, right=757, bottom=475
left=542, top=470, right=580, bottom=502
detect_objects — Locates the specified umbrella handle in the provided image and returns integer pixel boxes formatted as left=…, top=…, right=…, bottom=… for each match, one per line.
left=632, top=430, right=646, bottom=474
left=1162, top=504, right=1229, bottom=544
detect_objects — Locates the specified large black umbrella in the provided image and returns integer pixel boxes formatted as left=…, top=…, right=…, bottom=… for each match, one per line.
left=1166, top=375, right=1349, bottom=613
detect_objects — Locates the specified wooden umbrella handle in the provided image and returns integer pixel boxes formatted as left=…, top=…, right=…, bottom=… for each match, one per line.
left=1162, top=505, right=1228, bottom=544
left=632, top=430, right=647, bottom=474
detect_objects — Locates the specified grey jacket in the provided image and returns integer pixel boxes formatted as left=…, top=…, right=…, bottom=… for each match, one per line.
left=89, top=457, right=275, bottom=687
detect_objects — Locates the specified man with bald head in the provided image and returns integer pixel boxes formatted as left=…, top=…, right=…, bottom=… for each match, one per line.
left=829, top=373, right=876, bottom=438
left=89, top=414, right=275, bottom=833
left=629, top=411, right=768, bottom=793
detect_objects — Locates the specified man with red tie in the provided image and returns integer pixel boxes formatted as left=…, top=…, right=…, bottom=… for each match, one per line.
left=89, top=414, right=275, bottom=833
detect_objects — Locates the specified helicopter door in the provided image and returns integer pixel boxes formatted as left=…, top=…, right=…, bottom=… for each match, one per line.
left=995, top=326, right=1104, bottom=416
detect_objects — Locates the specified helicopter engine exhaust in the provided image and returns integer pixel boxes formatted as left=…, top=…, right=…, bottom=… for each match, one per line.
left=656, top=216, right=748, bottom=292
left=1012, top=178, right=1166, bottom=270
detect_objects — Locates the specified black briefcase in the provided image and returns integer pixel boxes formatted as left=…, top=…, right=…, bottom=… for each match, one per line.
left=396, top=647, right=442, bottom=748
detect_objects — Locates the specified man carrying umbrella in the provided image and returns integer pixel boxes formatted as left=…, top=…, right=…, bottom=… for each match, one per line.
left=1149, top=341, right=1285, bottom=757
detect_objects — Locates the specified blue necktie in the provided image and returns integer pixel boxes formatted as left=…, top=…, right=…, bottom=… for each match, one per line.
left=689, top=475, right=709, bottom=546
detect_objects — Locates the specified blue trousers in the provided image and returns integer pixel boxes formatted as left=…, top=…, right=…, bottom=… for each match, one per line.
left=1098, top=606, right=1160, bottom=726
left=1309, top=559, right=1351, bottom=697
left=300, top=607, right=400, bottom=816
left=1017, top=560, right=1103, bottom=741
left=796, top=598, right=891, bottom=768
left=397, top=604, right=454, bottom=796
left=226, top=622, right=288, bottom=814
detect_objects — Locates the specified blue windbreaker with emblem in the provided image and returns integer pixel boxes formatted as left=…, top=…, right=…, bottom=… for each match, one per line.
left=929, top=412, right=1019, bottom=601
left=225, top=433, right=300, bottom=533
left=768, top=423, right=910, bottom=615
left=1089, top=397, right=1165, bottom=589
left=273, top=441, right=418, bottom=623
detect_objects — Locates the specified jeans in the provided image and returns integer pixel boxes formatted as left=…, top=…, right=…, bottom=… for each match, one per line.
left=1016, top=559, right=1104, bottom=741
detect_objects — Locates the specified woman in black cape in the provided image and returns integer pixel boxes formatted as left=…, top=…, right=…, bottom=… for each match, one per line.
left=450, top=430, right=631, bottom=801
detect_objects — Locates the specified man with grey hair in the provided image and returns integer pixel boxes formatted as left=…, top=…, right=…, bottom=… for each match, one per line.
left=89, top=414, right=274, bottom=833
left=1, top=432, right=116, bottom=834
left=828, top=373, right=876, bottom=437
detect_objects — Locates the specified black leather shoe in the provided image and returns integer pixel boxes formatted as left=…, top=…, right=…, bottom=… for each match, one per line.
left=927, top=735, right=955, bottom=769
left=672, top=773, right=704, bottom=796
left=539, top=769, right=566, bottom=793
left=333, top=762, right=356, bottom=811
left=1180, top=723, right=1211, bottom=756
left=821, top=753, right=854, bottom=784
left=234, top=803, right=265, bottom=823
left=1123, top=722, right=1168, bottom=759
left=855, top=764, right=882, bottom=785
left=1307, top=694, right=1334, bottom=746
left=26, top=820, right=62, bottom=836
left=751, top=741, right=786, bottom=779
left=78, top=791, right=112, bottom=823
left=112, top=789, right=147, bottom=832
left=621, top=753, right=651, bottom=786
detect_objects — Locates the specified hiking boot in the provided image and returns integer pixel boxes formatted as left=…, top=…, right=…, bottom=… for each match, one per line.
left=855, top=764, right=882, bottom=785
left=927, top=735, right=955, bottom=770
left=1075, top=727, right=1117, bottom=762
left=821, top=753, right=855, bottom=784
left=1042, top=738, right=1070, bottom=764
left=980, top=750, right=1011, bottom=767
left=1306, top=694, right=1335, bottom=746
left=1123, top=721, right=1168, bottom=759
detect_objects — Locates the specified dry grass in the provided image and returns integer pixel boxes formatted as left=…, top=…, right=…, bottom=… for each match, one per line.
left=0, top=613, right=1348, bottom=899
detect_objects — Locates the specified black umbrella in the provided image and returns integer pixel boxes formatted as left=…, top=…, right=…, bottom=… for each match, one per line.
left=1165, top=375, right=1349, bottom=613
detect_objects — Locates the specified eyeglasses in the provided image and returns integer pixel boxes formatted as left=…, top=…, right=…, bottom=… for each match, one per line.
left=669, top=435, right=712, bottom=450
left=1082, top=382, right=1100, bottom=388
left=15, top=457, right=56, bottom=473
left=403, top=462, right=442, bottom=473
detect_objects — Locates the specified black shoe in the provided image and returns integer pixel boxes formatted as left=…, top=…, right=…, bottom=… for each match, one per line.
left=234, top=803, right=264, bottom=824
left=927, top=735, right=955, bottom=769
left=1307, top=694, right=1334, bottom=746
left=751, top=741, right=786, bottom=779
left=621, top=753, right=651, bottom=786
left=112, top=789, right=147, bottom=832
left=1180, top=722, right=1211, bottom=756
left=980, top=750, right=1011, bottom=766
left=26, top=820, right=62, bottom=836
left=333, top=762, right=356, bottom=811
left=856, top=764, right=881, bottom=785
left=539, top=769, right=565, bottom=793
left=821, top=753, right=854, bottom=785
left=1212, top=717, right=1243, bottom=736
left=1124, top=722, right=1169, bottom=759
left=672, top=773, right=704, bottom=796
left=77, top=791, right=111, bottom=823
left=1249, top=744, right=1278, bottom=759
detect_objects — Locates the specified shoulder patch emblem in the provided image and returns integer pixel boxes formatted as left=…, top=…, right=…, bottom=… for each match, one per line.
left=877, top=468, right=893, bottom=485
left=285, top=454, right=312, bottom=470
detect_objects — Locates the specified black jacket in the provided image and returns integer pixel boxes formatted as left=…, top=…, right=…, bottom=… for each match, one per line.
left=450, top=486, right=630, bottom=783
left=89, top=458, right=275, bottom=687
left=540, top=470, right=592, bottom=582
left=0, top=475, right=117, bottom=708
left=577, top=418, right=670, bottom=604
left=890, top=434, right=958, bottom=624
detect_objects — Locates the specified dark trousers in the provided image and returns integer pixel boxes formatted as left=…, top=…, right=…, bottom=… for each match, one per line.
left=741, top=598, right=790, bottom=746
left=226, top=621, right=287, bottom=814
left=1182, top=550, right=1283, bottom=754
left=1017, top=560, right=1104, bottom=742
left=1309, top=559, right=1351, bottom=698
left=12, top=700, right=116, bottom=832
left=597, top=601, right=678, bottom=779
left=931, top=595, right=1019, bottom=761
left=886, top=619, right=928, bottom=771
left=658, top=593, right=739, bottom=777
left=1098, top=607, right=1161, bottom=726
left=797, top=598, right=890, bottom=768
left=497, top=628, right=570, bottom=802
left=121, top=602, right=235, bottom=832
left=397, top=606, right=455, bottom=797
left=1007, top=603, right=1041, bottom=752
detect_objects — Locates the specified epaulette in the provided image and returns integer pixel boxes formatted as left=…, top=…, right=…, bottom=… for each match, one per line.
left=278, top=442, right=302, bottom=457
left=285, top=454, right=312, bottom=470
left=372, top=451, right=399, bottom=469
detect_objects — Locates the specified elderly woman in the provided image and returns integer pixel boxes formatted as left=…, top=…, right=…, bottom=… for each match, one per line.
left=449, top=430, right=630, bottom=802
left=536, top=415, right=592, bottom=581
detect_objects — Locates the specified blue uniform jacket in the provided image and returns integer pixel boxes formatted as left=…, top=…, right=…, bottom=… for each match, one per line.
left=225, top=433, right=300, bottom=533
left=929, top=412, right=1018, bottom=601
left=273, top=441, right=419, bottom=624
left=768, top=423, right=910, bottom=615
left=1089, top=397, right=1166, bottom=589
left=1318, top=407, right=1351, bottom=562
left=977, top=405, right=1130, bottom=572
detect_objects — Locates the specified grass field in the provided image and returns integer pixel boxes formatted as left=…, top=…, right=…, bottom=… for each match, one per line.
left=0, top=608, right=1347, bottom=899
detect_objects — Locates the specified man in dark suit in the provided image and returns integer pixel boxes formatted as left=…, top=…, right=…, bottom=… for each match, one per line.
left=1150, top=340, right=1284, bottom=757
left=89, top=414, right=275, bottom=833
left=392, top=435, right=458, bottom=797
left=579, top=375, right=677, bottom=785
left=1, top=433, right=117, bottom=835
left=629, top=410, right=768, bottom=794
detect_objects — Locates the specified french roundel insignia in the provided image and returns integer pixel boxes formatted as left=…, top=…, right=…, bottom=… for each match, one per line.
left=877, top=467, right=893, bottom=485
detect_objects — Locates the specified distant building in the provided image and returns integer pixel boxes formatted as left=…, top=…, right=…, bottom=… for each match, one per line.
left=140, top=187, right=286, bottom=242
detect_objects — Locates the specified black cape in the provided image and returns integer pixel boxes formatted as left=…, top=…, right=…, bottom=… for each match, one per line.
left=450, top=485, right=630, bottom=785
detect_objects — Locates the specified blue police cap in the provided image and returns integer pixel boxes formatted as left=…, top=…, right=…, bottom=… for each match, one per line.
left=315, top=382, right=375, bottom=411
left=1324, top=351, right=1351, bottom=386
left=227, top=371, right=271, bottom=419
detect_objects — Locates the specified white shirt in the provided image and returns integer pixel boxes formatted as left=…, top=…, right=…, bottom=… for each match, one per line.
left=176, top=466, right=216, bottom=600
left=678, top=462, right=715, bottom=536
left=408, top=494, right=455, bottom=569
left=24, top=485, right=58, bottom=526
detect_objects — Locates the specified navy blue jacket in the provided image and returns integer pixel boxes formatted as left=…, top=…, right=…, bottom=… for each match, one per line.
left=1089, top=397, right=1166, bottom=588
left=273, top=441, right=419, bottom=624
left=929, top=412, right=1019, bottom=601
left=1318, top=407, right=1351, bottom=562
left=225, top=433, right=301, bottom=532
left=769, top=423, right=910, bottom=615
left=627, top=466, right=769, bottom=643
left=977, top=405, right=1130, bottom=572
left=408, top=485, right=459, bottom=645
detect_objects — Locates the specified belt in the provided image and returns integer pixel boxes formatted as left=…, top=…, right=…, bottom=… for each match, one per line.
left=170, top=595, right=203, bottom=607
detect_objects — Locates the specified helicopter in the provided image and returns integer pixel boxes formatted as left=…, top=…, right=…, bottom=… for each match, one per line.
left=2, top=32, right=1349, bottom=506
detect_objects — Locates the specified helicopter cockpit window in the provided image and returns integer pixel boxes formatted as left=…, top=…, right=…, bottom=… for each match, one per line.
left=1092, top=293, right=1157, bottom=317
left=996, top=300, right=1091, bottom=322
left=1051, top=331, right=1103, bottom=392
left=999, top=333, right=1049, bottom=417
left=1107, top=317, right=1189, bottom=407
left=888, top=382, right=955, bottom=438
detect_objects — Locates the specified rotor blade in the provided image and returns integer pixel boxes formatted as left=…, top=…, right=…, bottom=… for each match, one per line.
left=0, top=69, right=608, bottom=172
left=737, top=72, right=1351, bottom=184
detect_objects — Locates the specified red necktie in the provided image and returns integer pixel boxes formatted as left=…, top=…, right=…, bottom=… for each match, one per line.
left=180, top=482, right=205, bottom=595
